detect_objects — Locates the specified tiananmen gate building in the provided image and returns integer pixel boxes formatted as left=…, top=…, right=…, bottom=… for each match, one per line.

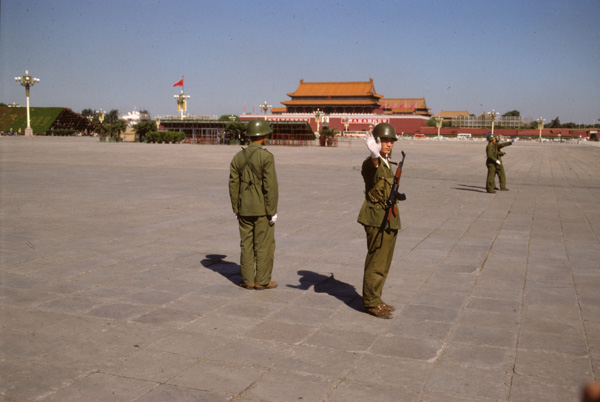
left=242, top=78, right=432, bottom=135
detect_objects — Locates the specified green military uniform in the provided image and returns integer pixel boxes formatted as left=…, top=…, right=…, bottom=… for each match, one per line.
left=485, top=139, right=499, bottom=192
left=494, top=139, right=512, bottom=190
left=229, top=141, right=278, bottom=287
left=357, top=156, right=401, bottom=309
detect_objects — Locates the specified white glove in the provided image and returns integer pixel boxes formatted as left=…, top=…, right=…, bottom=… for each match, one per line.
left=364, top=132, right=381, bottom=159
left=269, top=214, right=277, bottom=226
left=496, top=160, right=501, bottom=165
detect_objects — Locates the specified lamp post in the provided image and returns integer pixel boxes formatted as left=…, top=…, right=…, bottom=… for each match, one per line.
left=260, top=101, right=271, bottom=120
left=435, top=116, right=443, bottom=139
left=487, top=109, right=499, bottom=136
left=314, top=108, right=323, bottom=133
left=174, top=90, right=190, bottom=119
left=343, top=116, right=350, bottom=135
left=14, top=70, right=40, bottom=137
left=537, top=116, right=545, bottom=143
left=97, top=109, right=105, bottom=138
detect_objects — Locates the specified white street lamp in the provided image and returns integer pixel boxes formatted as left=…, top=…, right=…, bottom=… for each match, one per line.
left=174, top=90, right=190, bottom=119
left=537, top=117, right=545, bottom=142
left=260, top=101, right=272, bottom=120
left=487, top=109, right=499, bottom=136
left=314, top=108, right=323, bottom=133
left=435, top=116, right=443, bottom=138
left=14, top=70, right=40, bottom=137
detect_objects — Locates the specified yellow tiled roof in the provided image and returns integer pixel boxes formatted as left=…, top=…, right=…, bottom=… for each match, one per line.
left=287, top=78, right=382, bottom=98
left=281, top=99, right=379, bottom=106
left=434, top=110, right=471, bottom=118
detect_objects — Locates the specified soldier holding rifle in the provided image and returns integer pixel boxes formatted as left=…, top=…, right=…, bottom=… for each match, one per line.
left=357, top=123, right=405, bottom=319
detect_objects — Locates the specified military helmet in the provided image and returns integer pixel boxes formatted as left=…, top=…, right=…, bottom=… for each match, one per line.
left=246, top=119, right=273, bottom=137
left=372, top=123, right=397, bottom=141
left=487, top=134, right=495, bottom=142
left=495, top=135, right=501, bottom=141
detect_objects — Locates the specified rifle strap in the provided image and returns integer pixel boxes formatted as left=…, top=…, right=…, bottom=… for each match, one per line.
left=240, top=147, right=262, bottom=180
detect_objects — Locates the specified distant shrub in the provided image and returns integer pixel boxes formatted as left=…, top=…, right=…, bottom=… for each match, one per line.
left=145, top=131, right=185, bottom=143
left=48, top=129, right=78, bottom=136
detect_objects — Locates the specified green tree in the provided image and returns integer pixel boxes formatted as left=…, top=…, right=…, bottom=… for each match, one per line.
left=105, top=109, right=120, bottom=124
left=503, top=110, right=520, bottom=117
left=225, top=121, right=246, bottom=144
left=107, top=119, right=127, bottom=141
left=219, top=114, right=239, bottom=121
left=133, top=120, right=157, bottom=142
left=81, top=108, right=95, bottom=118
left=549, top=117, right=561, bottom=128
left=319, top=127, right=339, bottom=146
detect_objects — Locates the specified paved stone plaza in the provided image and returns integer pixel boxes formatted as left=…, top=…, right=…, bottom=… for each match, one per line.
left=1, top=136, right=599, bottom=401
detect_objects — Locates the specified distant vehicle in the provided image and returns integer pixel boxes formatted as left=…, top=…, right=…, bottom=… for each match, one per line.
left=413, top=134, right=426, bottom=139
left=590, top=131, right=598, bottom=141
left=457, top=133, right=472, bottom=139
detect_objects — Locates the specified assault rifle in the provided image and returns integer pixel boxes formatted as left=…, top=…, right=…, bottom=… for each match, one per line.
left=383, top=150, right=406, bottom=232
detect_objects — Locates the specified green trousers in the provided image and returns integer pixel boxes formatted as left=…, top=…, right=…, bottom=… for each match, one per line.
left=486, top=163, right=497, bottom=192
left=495, top=163, right=507, bottom=189
left=238, top=215, right=275, bottom=287
left=363, top=225, right=397, bottom=308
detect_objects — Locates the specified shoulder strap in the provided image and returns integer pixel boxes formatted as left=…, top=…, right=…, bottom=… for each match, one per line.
left=240, top=147, right=262, bottom=178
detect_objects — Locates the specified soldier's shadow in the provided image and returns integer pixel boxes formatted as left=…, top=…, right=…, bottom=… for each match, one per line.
left=201, top=254, right=241, bottom=285
left=288, top=270, right=362, bottom=312
left=454, top=184, right=487, bottom=193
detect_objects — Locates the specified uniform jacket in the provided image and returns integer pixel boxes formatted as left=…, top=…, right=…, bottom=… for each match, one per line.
left=486, top=142, right=499, bottom=165
left=495, top=141, right=512, bottom=161
left=357, top=156, right=401, bottom=230
left=229, top=142, right=278, bottom=217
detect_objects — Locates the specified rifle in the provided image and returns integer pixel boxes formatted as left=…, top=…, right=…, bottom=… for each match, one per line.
left=383, top=151, right=406, bottom=232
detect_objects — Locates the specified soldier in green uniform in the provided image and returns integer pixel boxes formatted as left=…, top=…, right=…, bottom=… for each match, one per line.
left=493, top=135, right=513, bottom=191
left=229, top=119, right=279, bottom=290
left=485, top=134, right=501, bottom=193
left=357, top=123, right=402, bottom=319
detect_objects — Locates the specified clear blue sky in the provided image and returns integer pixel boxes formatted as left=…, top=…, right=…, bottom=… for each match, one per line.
left=1, top=0, right=599, bottom=124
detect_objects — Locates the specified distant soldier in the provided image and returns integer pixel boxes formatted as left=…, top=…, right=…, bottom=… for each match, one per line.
left=485, top=134, right=501, bottom=193
left=358, top=123, right=401, bottom=319
left=229, top=119, right=279, bottom=290
left=493, top=135, right=513, bottom=191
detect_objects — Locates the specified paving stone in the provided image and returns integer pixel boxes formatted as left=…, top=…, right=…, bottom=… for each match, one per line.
left=425, top=362, right=511, bottom=400
left=328, top=379, right=419, bottom=402
left=439, top=343, right=515, bottom=371
left=137, top=384, right=230, bottom=402
left=345, top=353, right=433, bottom=391
left=45, top=372, right=157, bottom=401
left=102, top=349, right=199, bottom=383
left=0, top=363, right=92, bottom=400
left=242, top=368, right=334, bottom=401
left=514, top=349, right=593, bottom=382
left=167, top=360, right=267, bottom=395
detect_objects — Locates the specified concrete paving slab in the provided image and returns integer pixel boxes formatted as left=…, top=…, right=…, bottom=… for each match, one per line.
left=1, top=136, right=599, bottom=400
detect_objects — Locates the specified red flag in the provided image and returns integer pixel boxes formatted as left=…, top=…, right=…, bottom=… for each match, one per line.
left=379, top=103, right=384, bottom=110
left=392, top=103, right=397, bottom=109
left=399, top=102, right=406, bottom=109
left=173, top=78, right=184, bottom=87
left=410, top=102, right=418, bottom=109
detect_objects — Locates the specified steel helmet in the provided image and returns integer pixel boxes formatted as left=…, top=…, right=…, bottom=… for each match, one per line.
left=246, top=119, right=273, bottom=137
left=487, top=134, right=495, bottom=142
left=372, top=123, right=397, bottom=141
